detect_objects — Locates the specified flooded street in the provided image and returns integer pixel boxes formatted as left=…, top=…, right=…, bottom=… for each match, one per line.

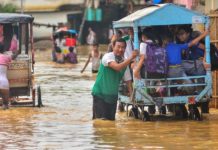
left=1, top=46, right=218, bottom=150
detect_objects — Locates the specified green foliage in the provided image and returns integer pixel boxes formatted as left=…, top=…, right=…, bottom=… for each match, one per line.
left=0, top=3, right=17, bottom=13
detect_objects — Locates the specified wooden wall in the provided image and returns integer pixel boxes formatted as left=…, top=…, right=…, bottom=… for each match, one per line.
left=209, top=13, right=218, bottom=108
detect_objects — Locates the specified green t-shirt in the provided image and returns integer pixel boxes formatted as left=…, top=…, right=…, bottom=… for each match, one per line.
left=92, top=63, right=126, bottom=104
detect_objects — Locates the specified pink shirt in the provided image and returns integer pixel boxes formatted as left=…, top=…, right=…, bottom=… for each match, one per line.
left=0, top=54, right=12, bottom=66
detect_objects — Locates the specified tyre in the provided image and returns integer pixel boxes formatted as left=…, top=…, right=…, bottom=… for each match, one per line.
left=188, top=104, right=202, bottom=121
left=142, top=111, right=151, bottom=121
left=128, top=106, right=139, bottom=119
left=118, top=102, right=125, bottom=112
left=148, top=105, right=156, bottom=114
left=175, top=104, right=188, bottom=119
left=180, top=104, right=188, bottom=119
left=200, top=101, right=209, bottom=113
left=160, top=106, right=166, bottom=115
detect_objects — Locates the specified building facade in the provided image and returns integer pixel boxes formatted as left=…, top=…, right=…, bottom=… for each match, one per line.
left=1, top=0, right=84, bottom=39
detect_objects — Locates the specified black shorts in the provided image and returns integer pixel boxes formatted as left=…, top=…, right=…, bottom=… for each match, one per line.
left=92, top=95, right=117, bottom=120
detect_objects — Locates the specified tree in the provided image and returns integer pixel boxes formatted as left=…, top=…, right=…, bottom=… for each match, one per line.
left=0, top=3, right=17, bottom=13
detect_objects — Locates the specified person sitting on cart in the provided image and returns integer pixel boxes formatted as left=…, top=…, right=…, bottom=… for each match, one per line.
left=133, top=28, right=166, bottom=114
left=176, top=26, right=211, bottom=113
left=162, top=29, right=209, bottom=91
left=161, top=29, right=208, bottom=117
left=91, top=38, right=138, bottom=120
left=66, top=47, right=78, bottom=64
left=81, top=43, right=103, bottom=73
left=176, top=25, right=206, bottom=76
left=0, top=46, right=12, bottom=109
left=133, top=27, right=155, bottom=79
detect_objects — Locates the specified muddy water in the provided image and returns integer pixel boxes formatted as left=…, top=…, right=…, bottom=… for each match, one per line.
left=1, top=46, right=218, bottom=150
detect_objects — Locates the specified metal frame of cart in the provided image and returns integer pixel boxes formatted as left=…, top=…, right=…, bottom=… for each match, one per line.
left=113, top=3, right=212, bottom=121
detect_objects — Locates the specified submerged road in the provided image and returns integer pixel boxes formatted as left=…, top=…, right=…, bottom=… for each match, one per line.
left=0, top=46, right=218, bottom=149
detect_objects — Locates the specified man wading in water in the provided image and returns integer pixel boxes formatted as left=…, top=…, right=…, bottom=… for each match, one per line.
left=92, top=38, right=137, bottom=120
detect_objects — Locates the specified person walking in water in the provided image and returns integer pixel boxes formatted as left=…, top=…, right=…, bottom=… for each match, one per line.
left=91, top=38, right=137, bottom=120
left=86, top=27, right=97, bottom=46
left=81, top=43, right=103, bottom=73
left=0, top=47, right=12, bottom=109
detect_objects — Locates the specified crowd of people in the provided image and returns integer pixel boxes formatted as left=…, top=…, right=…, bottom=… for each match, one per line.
left=53, top=30, right=78, bottom=64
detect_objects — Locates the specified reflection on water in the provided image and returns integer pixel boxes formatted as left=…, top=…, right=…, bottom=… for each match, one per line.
left=1, top=47, right=218, bottom=149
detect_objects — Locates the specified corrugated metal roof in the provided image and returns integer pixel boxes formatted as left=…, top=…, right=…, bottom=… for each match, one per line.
left=118, top=4, right=167, bottom=22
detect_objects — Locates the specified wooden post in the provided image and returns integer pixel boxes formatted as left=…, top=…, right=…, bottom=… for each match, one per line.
left=209, top=13, right=218, bottom=108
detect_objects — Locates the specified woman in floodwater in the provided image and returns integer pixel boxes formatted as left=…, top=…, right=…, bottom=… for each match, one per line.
left=0, top=46, right=12, bottom=109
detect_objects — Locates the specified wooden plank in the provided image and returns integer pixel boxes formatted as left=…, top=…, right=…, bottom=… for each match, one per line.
left=210, top=12, right=218, bottom=108
left=211, top=40, right=218, bottom=43
left=209, top=14, right=218, bottom=17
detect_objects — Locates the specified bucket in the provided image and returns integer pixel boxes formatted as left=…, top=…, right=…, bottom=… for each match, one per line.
left=86, top=8, right=95, bottom=21
left=95, top=8, right=102, bottom=22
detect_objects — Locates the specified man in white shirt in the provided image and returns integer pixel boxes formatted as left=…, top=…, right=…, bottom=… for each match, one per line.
left=92, top=38, right=138, bottom=120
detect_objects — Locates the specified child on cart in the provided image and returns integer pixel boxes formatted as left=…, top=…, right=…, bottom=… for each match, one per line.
left=162, top=29, right=209, bottom=88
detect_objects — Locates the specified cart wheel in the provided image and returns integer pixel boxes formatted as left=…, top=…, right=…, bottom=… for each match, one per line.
left=32, top=88, right=36, bottom=107
left=189, top=105, right=202, bottom=121
left=128, top=106, right=138, bottom=119
left=142, top=111, right=150, bottom=121
left=200, top=101, right=209, bottom=113
left=160, top=106, right=166, bottom=115
left=37, top=86, right=43, bottom=107
left=148, top=105, right=156, bottom=114
left=118, top=102, right=125, bottom=112
left=181, top=105, right=188, bottom=119
left=136, top=106, right=143, bottom=120
left=175, top=104, right=188, bottom=119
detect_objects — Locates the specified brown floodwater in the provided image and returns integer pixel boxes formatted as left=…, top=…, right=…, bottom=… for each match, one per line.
left=1, top=46, right=218, bottom=150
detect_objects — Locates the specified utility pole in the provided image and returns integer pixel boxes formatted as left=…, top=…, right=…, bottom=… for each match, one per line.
left=21, top=0, right=24, bottom=13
